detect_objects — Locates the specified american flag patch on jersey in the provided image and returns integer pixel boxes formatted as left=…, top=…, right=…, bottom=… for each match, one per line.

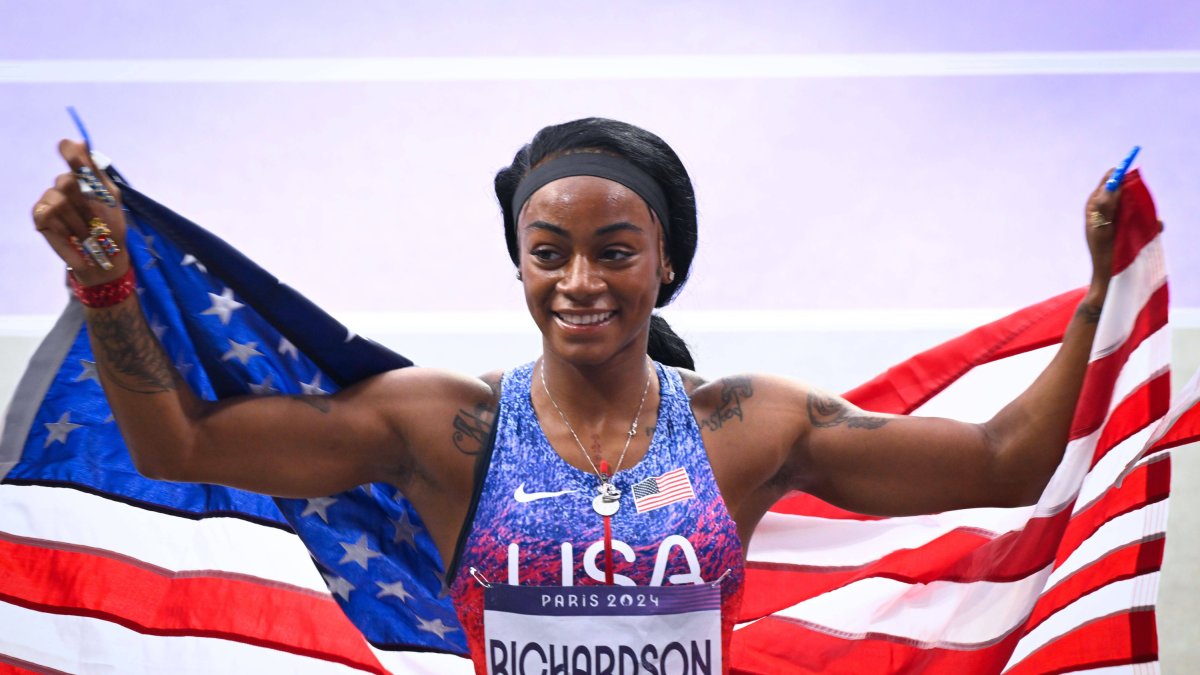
left=631, top=467, right=696, bottom=513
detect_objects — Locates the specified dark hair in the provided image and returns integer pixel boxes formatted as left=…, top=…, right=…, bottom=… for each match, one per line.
left=495, top=118, right=697, bottom=370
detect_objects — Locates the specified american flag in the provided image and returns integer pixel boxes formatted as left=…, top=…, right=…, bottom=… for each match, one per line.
left=631, top=467, right=697, bottom=513
left=1, top=164, right=1195, bottom=673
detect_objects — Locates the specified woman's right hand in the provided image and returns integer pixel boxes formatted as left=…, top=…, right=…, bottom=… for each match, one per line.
left=32, top=140, right=129, bottom=287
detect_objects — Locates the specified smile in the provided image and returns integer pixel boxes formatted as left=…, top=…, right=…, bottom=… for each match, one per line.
left=554, top=311, right=615, bottom=327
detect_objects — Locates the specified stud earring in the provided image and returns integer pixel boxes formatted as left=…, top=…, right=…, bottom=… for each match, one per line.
left=516, top=270, right=523, bottom=281
left=666, top=270, right=675, bottom=283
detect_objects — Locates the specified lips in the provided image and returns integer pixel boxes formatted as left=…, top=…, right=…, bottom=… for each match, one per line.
left=554, top=311, right=616, bottom=327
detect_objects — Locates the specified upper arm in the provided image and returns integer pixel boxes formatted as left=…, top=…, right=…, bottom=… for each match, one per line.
left=161, top=368, right=496, bottom=499
left=697, top=374, right=1007, bottom=519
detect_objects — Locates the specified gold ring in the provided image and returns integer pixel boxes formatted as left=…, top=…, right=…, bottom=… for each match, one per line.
left=33, top=203, right=50, bottom=218
left=1087, top=211, right=1112, bottom=229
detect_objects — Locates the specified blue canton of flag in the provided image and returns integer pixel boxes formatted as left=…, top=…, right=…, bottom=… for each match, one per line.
left=0, top=165, right=468, bottom=664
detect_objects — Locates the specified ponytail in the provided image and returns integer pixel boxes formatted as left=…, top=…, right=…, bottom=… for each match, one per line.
left=647, top=314, right=694, bottom=370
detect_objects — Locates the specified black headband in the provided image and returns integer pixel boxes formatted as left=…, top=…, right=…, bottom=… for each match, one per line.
left=511, top=153, right=671, bottom=244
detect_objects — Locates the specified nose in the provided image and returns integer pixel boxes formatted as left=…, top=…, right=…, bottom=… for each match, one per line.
left=558, top=254, right=605, bottom=300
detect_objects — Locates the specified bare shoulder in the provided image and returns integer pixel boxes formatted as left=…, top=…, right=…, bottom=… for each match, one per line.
left=671, top=367, right=709, bottom=396
left=349, top=367, right=500, bottom=452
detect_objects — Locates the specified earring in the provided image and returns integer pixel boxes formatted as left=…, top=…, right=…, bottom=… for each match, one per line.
left=516, top=270, right=523, bottom=281
left=666, top=270, right=675, bottom=283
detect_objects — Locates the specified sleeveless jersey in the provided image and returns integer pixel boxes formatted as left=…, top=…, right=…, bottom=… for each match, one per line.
left=449, top=361, right=745, bottom=673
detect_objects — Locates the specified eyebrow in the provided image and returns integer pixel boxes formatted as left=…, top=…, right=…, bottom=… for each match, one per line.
left=524, top=220, right=645, bottom=238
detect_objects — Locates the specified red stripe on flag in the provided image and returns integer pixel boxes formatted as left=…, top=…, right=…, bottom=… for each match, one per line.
left=1004, top=608, right=1159, bottom=675
left=1108, top=171, right=1161, bottom=277
left=0, top=536, right=387, bottom=674
left=1070, top=284, right=1168, bottom=440
left=1091, top=372, right=1172, bottom=469
left=844, top=290, right=1084, bottom=416
left=1029, top=539, right=1165, bottom=635
left=1057, top=458, right=1171, bottom=566
left=731, top=615, right=1024, bottom=674
left=741, top=458, right=1170, bottom=621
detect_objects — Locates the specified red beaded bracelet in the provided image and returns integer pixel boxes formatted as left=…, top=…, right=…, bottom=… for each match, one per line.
left=67, top=266, right=136, bottom=309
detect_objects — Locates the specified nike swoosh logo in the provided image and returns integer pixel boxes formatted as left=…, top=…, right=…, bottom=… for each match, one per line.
left=514, top=483, right=578, bottom=503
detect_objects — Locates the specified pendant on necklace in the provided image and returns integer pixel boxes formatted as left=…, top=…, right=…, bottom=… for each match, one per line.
left=593, top=480, right=621, bottom=516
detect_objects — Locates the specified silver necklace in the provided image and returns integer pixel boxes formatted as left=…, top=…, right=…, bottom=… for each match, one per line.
left=539, top=359, right=652, bottom=517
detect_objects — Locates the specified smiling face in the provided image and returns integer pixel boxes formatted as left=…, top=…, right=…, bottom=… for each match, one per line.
left=517, top=175, right=672, bottom=368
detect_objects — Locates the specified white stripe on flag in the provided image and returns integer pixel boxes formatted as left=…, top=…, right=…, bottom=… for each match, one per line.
left=0, top=601, right=367, bottom=675
left=773, top=566, right=1054, bottom=647
left=0, top=484, right=328, bottom=593
left=1047, top=499, right=1168, bottom=591
left=1005, top=572, right=1161, bottom=670
left=1090, top=236, right=1165, bottom=360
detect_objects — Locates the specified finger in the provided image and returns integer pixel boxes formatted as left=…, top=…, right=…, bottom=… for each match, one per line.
left=59, top=139, right=121, bottom=207
left=53, top=172, right=97, bottom=238
left=33, top=190, right=91, bottom=268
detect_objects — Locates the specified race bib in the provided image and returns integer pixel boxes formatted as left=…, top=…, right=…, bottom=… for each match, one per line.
left=483, top=583, right=722, bottom=675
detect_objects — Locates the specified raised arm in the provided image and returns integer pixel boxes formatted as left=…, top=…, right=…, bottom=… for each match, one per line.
left=30, top=141, right=492, bottom=507
left=702, top=169, right=1121, bottom=521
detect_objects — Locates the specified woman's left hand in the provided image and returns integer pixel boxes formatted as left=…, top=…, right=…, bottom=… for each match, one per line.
left=1083, top=168, right=1126, bottom=292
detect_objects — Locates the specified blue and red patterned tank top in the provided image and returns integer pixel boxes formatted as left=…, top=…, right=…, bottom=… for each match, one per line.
left=449, top=361, right=745, bottom=673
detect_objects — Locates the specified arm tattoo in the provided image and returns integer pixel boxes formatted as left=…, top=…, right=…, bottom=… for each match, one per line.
left=86, top=303, right=180, bottom=394
left=1076, top=303, right=1102, bottom=324
left=698, top=376, right=753, bottom=432
left=452, top=403, right=494, bottom=456
left=806, top=390, right=890, bottom=429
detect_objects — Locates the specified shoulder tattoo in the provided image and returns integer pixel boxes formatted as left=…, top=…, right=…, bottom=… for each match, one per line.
left=697, top=376, right=753, bottom=433
left=806, top=390, right=890, bottom=430
left=452, top=402, right=495, bottom=456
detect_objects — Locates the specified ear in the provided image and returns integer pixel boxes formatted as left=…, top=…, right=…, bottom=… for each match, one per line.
left=658, top=233, right=675, bottom=284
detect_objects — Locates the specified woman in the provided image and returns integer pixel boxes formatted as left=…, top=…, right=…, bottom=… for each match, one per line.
left=31, top=117, right=1120, bottom=673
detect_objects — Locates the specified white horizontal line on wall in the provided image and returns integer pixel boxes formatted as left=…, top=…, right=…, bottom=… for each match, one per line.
left=4, top=308, right=1199, bottom=337
left=2, top=51, right=1200, bottom=84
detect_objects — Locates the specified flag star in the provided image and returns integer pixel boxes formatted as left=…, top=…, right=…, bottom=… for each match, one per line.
left=344, top=328, right=356, bottom=343
left=180, top=253, right=208, bottom=274
left=103, top=413, right=115, bottom=424
left=278, top=337, right=299, bottom=360
left=174, top=351, right=194, bottom=380
left=74, top=359, right=100, bottom=384
left=300, top=373, right=328, bottom=396
left=148, top=316, right=167, bottom=340
left=202, top=288, right=244, bottom=325
left=321, top=572, right=355, bottom=602
left=338, top=534, right=382, bottom=570
left=390, top=510, right=419, bottom=549
left=143, top=234, right=162, bottom=259
left=415, top=615, right=458, bottom=640
left=44, top=412, right=82, bottom=447
left=376, top=580, right=414, bottom=603
left=301, top=496, right=337, bottom=523
left=248, top=373, right=278, bottom=395
left=221, top=338, right=263, bottom=365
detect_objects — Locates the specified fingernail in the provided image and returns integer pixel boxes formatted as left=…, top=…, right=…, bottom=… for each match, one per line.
left=75, top=166, right=117, bottom=207
left=1105, top=145, right=1140, bottom=192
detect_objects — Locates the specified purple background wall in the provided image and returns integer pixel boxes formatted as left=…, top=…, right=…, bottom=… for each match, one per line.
left=3, top=1, right=1197, bottom=316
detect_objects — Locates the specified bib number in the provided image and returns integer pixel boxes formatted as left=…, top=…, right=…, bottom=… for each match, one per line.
left=483, top=584, right=722, bottom=675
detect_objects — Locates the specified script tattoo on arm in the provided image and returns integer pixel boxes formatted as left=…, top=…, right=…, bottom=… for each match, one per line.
left=452, top=402, right=493, bottom=456
left=86, top=303, right=180, bottom=394
left=806, top=390, right=890, bottom=430
left=698, top=376, right=754, bottom=432
left=1076, top=302, right=1102, bottom=324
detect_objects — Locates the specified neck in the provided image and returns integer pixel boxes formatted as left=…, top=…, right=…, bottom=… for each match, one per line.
left=538, top=347, right=654, bottom=424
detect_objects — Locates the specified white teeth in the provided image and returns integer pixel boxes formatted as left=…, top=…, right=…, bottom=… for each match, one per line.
left=558, top=312, right=614, bottom=326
